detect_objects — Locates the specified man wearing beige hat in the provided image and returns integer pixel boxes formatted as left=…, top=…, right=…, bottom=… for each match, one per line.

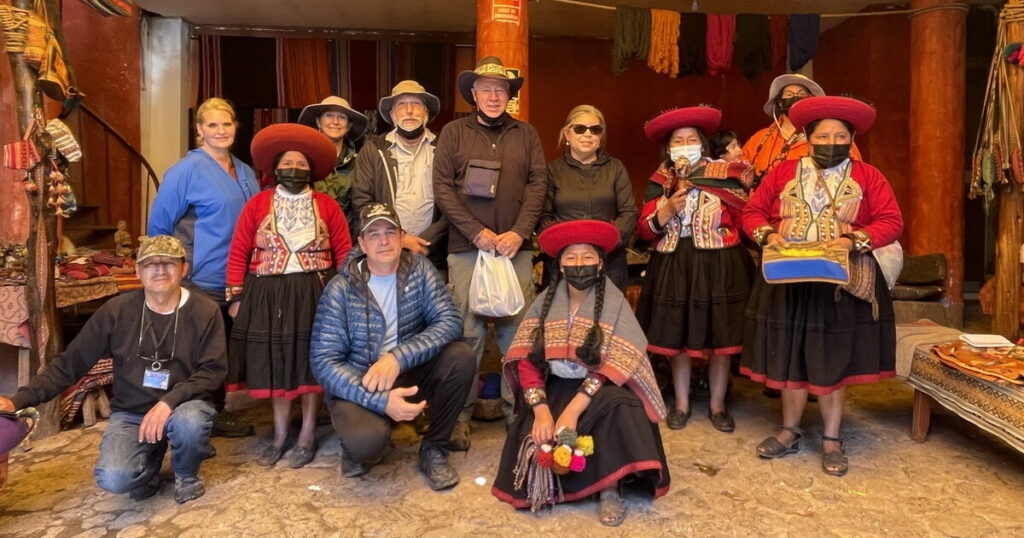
left=433, top=56, right=547, bottom=450
left=298, top=96, right=369, bottom=237
left=352, top=80, right=448, bottom=271
left=0, top=236, right=227, bottom=504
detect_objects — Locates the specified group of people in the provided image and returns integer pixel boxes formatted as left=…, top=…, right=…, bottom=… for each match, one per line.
left=0, top=58, right=902, bottom=527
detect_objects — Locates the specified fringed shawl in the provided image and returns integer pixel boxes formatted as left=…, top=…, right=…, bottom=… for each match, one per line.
left=502, top=278, right=668, bottom=423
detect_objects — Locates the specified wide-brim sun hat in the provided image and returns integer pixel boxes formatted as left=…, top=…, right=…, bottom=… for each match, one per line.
left=763, top=73, right=825, bottom=116
left=788, top=96, right=877, bottom=135
left=250, top=123, right=338, bottom=184
left=643, top=106, right=722, bottom=143
left=297, top=96, right=369, bottom=141
left=457, top=56, right=525, bottom=106
left=378, top=80, right=441, bottom=125
left=538, top=220, right=620, bottom=258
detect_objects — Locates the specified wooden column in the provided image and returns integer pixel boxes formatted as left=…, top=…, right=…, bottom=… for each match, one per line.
left=5, top=0, right=61, bottom=436
left=475, top=0, right=529, bottom=120
left=907, top=0, right=967, bottom=326
left=994, top=1, right=1024, bottom=338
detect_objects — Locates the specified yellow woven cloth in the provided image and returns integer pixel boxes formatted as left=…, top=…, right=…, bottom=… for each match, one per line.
left=646, top=9, right=680, bottom=77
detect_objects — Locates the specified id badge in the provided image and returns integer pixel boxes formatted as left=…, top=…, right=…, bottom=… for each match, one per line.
left=143, top=368, right=170, bottom=390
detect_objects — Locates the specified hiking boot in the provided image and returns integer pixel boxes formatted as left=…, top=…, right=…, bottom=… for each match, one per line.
left=444, top=420, right=471, bottom=452
left=173, top=476, right=205, bottom=504
left=128, top=474, right=161, bottom=501
left=211, top=411, right=254, bottom=438
left=418, top=446, right=459, bottom=491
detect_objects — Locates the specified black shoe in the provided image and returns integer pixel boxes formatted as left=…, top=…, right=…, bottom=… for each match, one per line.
left=418, top=447, right=459, bottom=491
left=708, top=410, right=735, bottom=433
left=173, top=476, right=205, bottom=504
left=666, top=408, right=691, bottom=430
left=340, top=452, right=380, bottom=478
left=128, top=475, right=161, bottom=501
left=762, top=388, right=782, bottom=399
left=211, top=411, right=254, bottom=438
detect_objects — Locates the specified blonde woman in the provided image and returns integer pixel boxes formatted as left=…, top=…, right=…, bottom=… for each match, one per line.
left=148, top=97, right=260, bottom=438
left=539, top=105, right=636, bottom=290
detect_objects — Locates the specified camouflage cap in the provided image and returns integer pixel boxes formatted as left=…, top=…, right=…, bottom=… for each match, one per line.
left=136, top=235, right=186, bottom=263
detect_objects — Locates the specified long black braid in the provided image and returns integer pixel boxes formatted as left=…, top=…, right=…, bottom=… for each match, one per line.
left=575, top=275, right=606, bottom=367
left=526, top=272, right=561, bottom=375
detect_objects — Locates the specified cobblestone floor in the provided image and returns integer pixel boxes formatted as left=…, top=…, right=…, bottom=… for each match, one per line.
left=2, top=377, right=1023, bottom=537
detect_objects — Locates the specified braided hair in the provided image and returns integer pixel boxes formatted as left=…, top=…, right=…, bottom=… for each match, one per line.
left=526, top=246, right=608, bottom=372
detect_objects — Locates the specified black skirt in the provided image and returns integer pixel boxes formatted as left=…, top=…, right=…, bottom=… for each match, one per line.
left=226, top=270, right=333, bottom=400
left=739, top=260, right=896, bottom=395
left=492, top=376, right=670, bottom=508
left=635, top=241, right=754, bottom=357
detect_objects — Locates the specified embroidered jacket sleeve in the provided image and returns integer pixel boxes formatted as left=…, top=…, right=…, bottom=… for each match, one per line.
left=637, top=178, right=668, bottom=241
left=316, top=193, right=353, bottom=268
left=742, top=162, right=791, bottom=243
left=225, top=193, right=264, bottom=301
left=848, top=162, right=904, bottom=251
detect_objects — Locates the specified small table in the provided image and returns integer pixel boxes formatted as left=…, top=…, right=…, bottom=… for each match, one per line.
left=907, top=345, right=1024, bottom=453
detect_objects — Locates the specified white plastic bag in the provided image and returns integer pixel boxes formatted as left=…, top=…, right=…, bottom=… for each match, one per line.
left=468, top=249, right=524, bottom=317
left=872, top=240, right=904, bottom=289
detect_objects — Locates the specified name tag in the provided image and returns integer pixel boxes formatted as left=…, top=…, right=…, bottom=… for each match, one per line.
left=143, top=368, right=170, bottom=390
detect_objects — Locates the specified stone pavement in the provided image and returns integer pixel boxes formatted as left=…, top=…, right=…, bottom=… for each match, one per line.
left=2, top=377, right=1023, bottom=537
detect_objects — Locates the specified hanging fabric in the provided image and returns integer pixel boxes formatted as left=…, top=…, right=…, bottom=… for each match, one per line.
left=705, top=14, right=736, bottom=77
left=276, top=38, right=333, bottom=109
left=677, top=12, right=707, bottom=76
left=769, top=15, right=789, bottom=69
left=788, top=14, right=820, bottom=71
left=198, top=34, right=222, bottom=103
left=612, top=6, right=651, bottom=76
left=647, top=9, right=681, bottom=77
left=734, top=14, right=771, bottom=80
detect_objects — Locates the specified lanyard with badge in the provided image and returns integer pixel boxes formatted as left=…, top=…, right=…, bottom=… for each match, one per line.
left=137, top=298, right=179, bottom=391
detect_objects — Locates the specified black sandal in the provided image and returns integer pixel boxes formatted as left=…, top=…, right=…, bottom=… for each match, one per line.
left=756, top=426, right=804, bottom=459
left=821, top=435, right=849, bottom=477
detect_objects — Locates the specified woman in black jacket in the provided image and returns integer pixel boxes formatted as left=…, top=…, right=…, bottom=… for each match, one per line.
left=540, top=105, right=637, bottom=290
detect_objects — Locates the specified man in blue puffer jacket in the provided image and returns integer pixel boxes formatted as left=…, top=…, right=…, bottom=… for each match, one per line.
left=310, top=202, right=475, bottom=491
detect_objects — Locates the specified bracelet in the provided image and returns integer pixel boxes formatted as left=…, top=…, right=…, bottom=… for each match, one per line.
left=578, top=375, right=603, bottom=398
left=646, top=212, right=666, bottom=235
left=524, top=387, right=547, bottom=407
left=842, top=230, right=872, bottom=253
left=752, top=225, right=776, bottom=246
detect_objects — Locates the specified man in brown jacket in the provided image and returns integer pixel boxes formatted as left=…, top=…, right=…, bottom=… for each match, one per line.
left=432, top=56, right=547, bottom=450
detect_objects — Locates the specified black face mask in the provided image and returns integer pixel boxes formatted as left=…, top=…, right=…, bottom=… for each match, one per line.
left=810, top=144, right=852, bottom=169
left=396, top=123, right=425, bottom=140
left=777, top=95, right=806, bottom=116
left=563, top=264, right=601, bottom=291
left=475, top=110, right=508, bottom=128
left=275, top=168, right=311, bottom=195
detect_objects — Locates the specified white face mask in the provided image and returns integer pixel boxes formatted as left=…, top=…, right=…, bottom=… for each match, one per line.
left=669, top=144, right=703, bottom=166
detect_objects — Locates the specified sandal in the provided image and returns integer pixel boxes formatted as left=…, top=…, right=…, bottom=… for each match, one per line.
left=756, top=426, right=804, bottom=459
left=598, top=488, right=627, bottom=527
left=821, top=435, right=849, bottom=477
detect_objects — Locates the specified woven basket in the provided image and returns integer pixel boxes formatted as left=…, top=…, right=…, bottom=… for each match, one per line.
left=472, top=398, right=504, bottom=420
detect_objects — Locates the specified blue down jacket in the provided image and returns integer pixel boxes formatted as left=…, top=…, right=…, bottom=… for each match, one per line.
left=310, top=249, right=463, bottom=415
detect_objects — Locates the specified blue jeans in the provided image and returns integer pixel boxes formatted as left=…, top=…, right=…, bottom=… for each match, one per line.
left=93, top=400, right=215, bottom=494
left=447, top=250, right=535, bottom=421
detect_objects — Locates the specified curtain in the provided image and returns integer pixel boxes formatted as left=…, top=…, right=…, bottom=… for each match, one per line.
left=276, top=38, right=332, bottom=109
left=198, top=34, right=222, bottom=103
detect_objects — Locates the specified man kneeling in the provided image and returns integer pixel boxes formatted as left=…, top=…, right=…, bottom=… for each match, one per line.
left=0, top=236, right=226, bottom=504
left=310, top=203, right=474, bottom=490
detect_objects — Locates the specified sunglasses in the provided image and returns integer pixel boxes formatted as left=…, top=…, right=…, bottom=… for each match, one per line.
left=570, top=124, right=604, bottom=135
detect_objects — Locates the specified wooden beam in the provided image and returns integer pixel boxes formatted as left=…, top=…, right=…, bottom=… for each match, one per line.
left=191, top=24, right=474, bottom=45
left=476, top=0, right=530, bottom=121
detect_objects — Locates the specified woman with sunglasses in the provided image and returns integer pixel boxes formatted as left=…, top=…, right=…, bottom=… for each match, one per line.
left=539, top=105, right=636, bottom=290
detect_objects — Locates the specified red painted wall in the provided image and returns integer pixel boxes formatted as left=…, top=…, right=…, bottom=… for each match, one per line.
left=529, top=37, right=786, bottom=207
left=812, top=14, right=912, bottom=234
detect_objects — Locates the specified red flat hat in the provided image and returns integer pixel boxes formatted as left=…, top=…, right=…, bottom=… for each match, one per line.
left=250, top=123, right=338, bottom=184
left=644, top=106, right=722, bottom=142
left=538, top=220, right=620, bottom=257
left=789, top=96, right=877, bottom=134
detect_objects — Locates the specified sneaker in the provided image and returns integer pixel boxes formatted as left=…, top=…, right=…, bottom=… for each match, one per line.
left=418, top=446, right=459, bottom=491
left=211, top=411, right=254, bottom=438
left=128, top=475, right=161, bottom=501
left=340, top=452, right=380, bottom=478
left=444, top=420, right=471, bottom=452
left=173, top=476, right=205, bottom=504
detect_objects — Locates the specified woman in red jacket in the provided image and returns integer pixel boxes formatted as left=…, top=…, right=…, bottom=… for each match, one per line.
left=742, top=96, right=903, bottom=477
left=634, top=106, right=754, bottom=433
left=225, top=124, right=352, bottom=468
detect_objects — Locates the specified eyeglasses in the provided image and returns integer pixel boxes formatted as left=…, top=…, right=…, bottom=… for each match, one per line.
left=781, top=91, right=810, bottom=99
left=570, top=124, right=604, bottom=135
